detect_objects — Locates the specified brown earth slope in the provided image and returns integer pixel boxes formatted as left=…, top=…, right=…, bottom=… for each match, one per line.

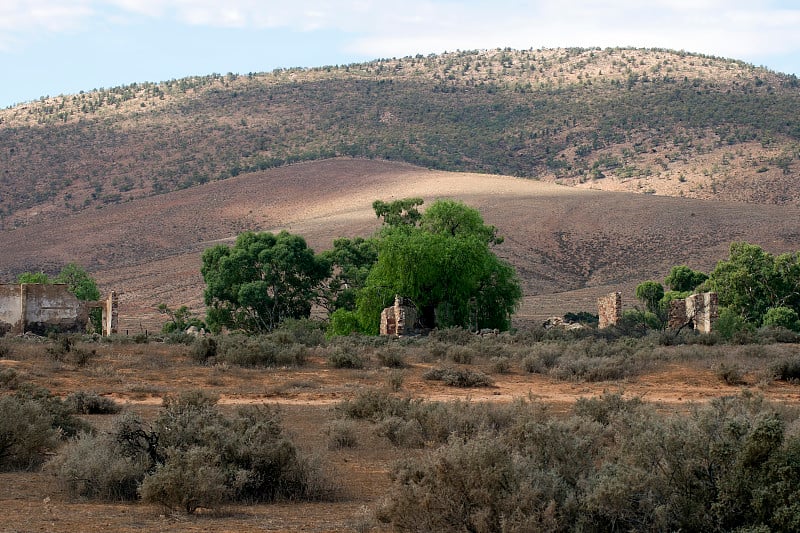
left=1, top=158, right=799, bottom=332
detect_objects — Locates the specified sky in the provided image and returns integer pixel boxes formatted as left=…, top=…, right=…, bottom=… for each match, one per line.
left=2, top=0, right=800, bottom=108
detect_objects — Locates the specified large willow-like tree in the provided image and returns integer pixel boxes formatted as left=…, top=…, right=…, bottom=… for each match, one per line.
left=356, top=199, right=521, bottom=333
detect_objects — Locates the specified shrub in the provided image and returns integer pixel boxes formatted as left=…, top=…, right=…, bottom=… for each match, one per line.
left=325, top=419, right=359, bottom=449
left=327, top=348, right=364, bottom=369
left=422, top=367, right=493, bottom=387
left=52, top=418, right=153, bottom=501
left=447, top=344, right=475, bottom=364
left=490, top=356, right=512, bottom=373
left=717, top=363, right=746, bottom=385
left=275, top=318, right=327, bottom=346
left=54, top=391, right=334, bottom=512
left=716, top=306, right=754, bottom=341
left=0, top=340, right=10, bottom=358
left=0, top=367, right=20, bottom=389
left=336, top=388, right=413, bottom=421
left=215, top=334, right=307, bottom=367
left=0, top=396, right=60, bottom=471
left=13, top=384, right=91, bottom=437
left=139, top=445, right=230, bottom=513
left=376, top=345, right=406, bottom=368
left=386, top=369, right=406, bottom=391
left=772, top=357, right=800, bottom=382
left=189, top=336, right=217, bottom=363
left=376, top=416, right=425, bottom=448
left=763, top=307, right=800, bottom=332
left=65, top=391, right=121, bottom=414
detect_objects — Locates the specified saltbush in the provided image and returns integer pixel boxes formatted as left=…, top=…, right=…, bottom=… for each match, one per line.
left=65, top=390, right=121, bottom=414
left=0, top=396, right=60, bottom=471
left=55, top=391, right=334, bottom=512
left=422, top=367, right=493, bottom=387
left=215, top=334, right=307, bottom=367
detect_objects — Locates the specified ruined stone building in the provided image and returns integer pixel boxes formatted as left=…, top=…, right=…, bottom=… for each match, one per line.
left=0, top=284, right=118, bottom=336
left=668, top=292, right=719, bottom=333
left=380, top=295, right=418, bottom=337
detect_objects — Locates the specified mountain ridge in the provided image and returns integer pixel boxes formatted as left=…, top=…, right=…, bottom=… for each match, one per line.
left=1, top=47, right=799, bottom=230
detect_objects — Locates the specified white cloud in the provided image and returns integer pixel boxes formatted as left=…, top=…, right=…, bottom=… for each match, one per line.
left=1, top=0, right=799, bottom=70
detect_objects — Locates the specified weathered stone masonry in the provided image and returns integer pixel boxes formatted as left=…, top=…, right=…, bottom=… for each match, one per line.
left=597, top=292, right=622, bottom=329
left=669, top=292, right=718, bottom=334
left=380, top=295, right=418, bottom=337
left=0, top=284, right=118, bottom=336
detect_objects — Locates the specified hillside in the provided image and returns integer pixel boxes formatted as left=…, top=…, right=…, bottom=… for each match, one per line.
left=1, top=159, right=798, bottom=332
left=1, top=47, right=799, bottom=231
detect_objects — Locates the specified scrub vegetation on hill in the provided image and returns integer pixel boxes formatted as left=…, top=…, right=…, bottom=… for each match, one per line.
left=1, top=47, right=799, bottom=228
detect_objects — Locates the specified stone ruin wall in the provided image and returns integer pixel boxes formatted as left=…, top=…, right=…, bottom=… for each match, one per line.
left=380, top=296, right=418, bottom=337
left=597, top=292, right=622, bottom=329
left=0, top=284, right=118, bottom=336
left=668, top=292, right=719, bottom=333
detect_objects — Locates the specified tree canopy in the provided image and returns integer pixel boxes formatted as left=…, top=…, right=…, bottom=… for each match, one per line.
left=355, top=199, right=521, bottom=333
left=17, top=263, right=100, bottom=301
left=201, top=231, right=330, bottom=333
left=708, top=242, right=800, bottom=328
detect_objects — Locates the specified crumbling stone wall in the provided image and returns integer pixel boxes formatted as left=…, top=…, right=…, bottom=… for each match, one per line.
left=668, top=299, right=687, bottom=330
left=380, top=295, right=418, bottom=336
left=668, top=292, right=718, bottom=333
left=0, top=284, right=118, bottom=336
left=598, top=292, right=622, bottom=329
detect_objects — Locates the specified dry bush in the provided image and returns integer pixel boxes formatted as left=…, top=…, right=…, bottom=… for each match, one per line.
left=380, top=393, right=800, bottom=532
left=422, top=367, right=493, bottom=387
left=327, top=348, right=365, bottom=369
left=65, top=390, right=121, bottom=414
left=376, top=345, right=406, bottom=368
left=446, top=344, right=476, bottom=364
left=716, top=363, right=746, bottom=385
left=325, top=419, right=359, bottom=450
left=0, top=367, right=21, bottom=389
left=0, top=396, right=61, bottom=471
left=490, top=356, right=512, bottom=374
left=54, top=391, right=336, bottom=513
left=215, top=334, right=307, bottom=367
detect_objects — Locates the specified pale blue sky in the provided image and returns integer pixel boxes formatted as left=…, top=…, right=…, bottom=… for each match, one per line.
left=2, top=0, right=800, bottom=108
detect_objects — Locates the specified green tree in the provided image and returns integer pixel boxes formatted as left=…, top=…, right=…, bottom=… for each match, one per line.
left=54, top=263, right=101, bottom=301
left=355, top=200, right=521, bottom=333
left=635, top=281, right=665, bottom=316
left=372, top=197, right=423, bottom=227
left=708, top=242, right=800, bottom=325
left=201, top=231, right=330, bottom=333
left=664, top=265, right=707, bottom=292
left=317, top=237, right=378, bottom=312
left=157, top=304, right=205, bottom=334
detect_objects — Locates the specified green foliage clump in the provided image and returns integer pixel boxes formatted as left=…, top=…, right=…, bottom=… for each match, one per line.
left=763, top=307, right=800, bottom=332
left=201, top=231, right=330, bottom=333
left=709, top=243, right=800, bottom=328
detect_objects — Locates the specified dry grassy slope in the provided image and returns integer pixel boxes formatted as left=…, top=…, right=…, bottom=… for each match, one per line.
left=1, top=159, right=799, bottom=332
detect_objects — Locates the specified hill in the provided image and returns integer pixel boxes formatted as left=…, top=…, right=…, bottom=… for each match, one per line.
left=1, top=47, right=799, bottom=231
left=1, top=159, right=798, bottom=332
